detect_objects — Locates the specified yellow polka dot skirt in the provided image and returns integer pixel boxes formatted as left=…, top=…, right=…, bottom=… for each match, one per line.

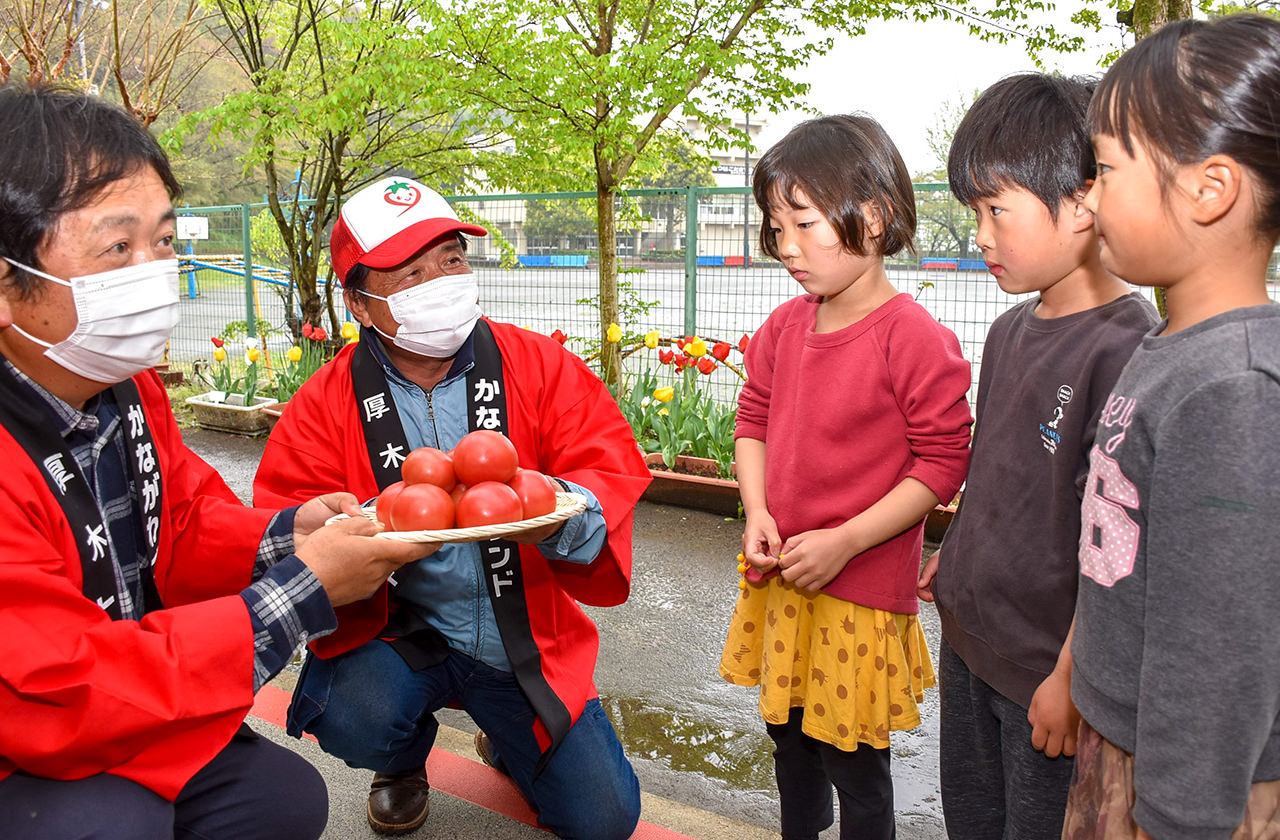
left=719, top=577, right=935, bottom=752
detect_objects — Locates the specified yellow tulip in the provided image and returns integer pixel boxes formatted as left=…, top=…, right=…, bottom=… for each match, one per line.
left=644, top=330, right=660, bottom=349
left=658, top=407, right=669, bottom=417
left=653, top=386, right=674, bottom=403
left=213, top=347, right=227, bottom=362
left=606, top=323, right=623, bottom=343
left=686, top=337, right=707, bottom=357
left=246, top=347, right=261, bottom=364
left=341, top=322, right=358, bottom=341
left=287, top=345, right=303, bottom=363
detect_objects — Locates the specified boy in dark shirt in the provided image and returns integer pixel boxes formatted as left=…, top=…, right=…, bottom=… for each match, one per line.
left=917, top=73, right=1157, bottom=839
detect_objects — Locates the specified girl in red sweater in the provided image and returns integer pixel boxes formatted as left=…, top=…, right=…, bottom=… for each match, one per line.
left=719, top=114, right=972, bottom=840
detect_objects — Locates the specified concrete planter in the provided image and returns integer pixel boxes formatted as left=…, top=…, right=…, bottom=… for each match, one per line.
left=152, top=363, right=185, bottom=387
left=185, top=392, right=279, bottom=435
left=261, top=401, right=288, bottom=431
left=642, top=453, right=740, bottom=516
left=924, top=493, right=961, bottom=544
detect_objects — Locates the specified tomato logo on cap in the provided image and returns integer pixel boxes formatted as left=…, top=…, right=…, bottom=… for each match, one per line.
left=383, top=180, right=421, bottom=215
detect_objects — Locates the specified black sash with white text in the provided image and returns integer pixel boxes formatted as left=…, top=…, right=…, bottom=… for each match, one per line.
left=351, top=323, right=572, bottom=770
left=0, top=363, right=163, bottom=620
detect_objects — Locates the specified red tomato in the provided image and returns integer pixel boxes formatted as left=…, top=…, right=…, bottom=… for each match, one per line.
left=455, top=481, right=524, bottom=527
left=401, top=446, right=456, bottom=491
left=450, top=483, right=468, bottom=506
left=451, top=430, right=519, bottom=486
left=507, top=469, right=557, bottom=518
left=390, top=483, right=455, bottom=531
left=375, top=481, right=407, bottom=527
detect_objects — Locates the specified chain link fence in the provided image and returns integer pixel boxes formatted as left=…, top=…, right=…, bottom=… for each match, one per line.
left=170, top=185, right=1280, bottom=405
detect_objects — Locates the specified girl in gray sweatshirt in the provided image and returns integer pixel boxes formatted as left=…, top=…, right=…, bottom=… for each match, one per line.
left=1064, top=14, right=1280, bottom=840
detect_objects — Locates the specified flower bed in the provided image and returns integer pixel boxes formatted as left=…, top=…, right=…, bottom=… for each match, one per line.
left=189, top=321, right=360, bottom=428
left=590, top=328, right=749, bottom=481
left=642, top=453, right=741, bottom=516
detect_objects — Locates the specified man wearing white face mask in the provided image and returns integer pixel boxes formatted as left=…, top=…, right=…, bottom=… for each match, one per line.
left=254, top=177, right=651, bottom=839
left=0, top=85, right=437, bottom=840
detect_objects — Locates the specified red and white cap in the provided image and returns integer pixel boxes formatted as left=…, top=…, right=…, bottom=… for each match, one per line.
left=329, top=177, right=487, bottom=283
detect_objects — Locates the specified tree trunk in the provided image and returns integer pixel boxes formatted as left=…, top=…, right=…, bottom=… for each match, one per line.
left=1131, top=0, right=1192, bottom=37
left=595, top=182, right=622, bottom=389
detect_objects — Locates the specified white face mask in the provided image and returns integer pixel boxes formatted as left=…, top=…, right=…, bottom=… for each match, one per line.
left=3, top=257, right=181, bottom=383
left=358, top=272, right=481, bottom=359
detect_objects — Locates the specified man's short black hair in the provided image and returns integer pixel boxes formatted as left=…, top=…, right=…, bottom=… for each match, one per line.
left=0, top=83, right=181, bottom=297
left=947, top=73, right=1096, bottom=219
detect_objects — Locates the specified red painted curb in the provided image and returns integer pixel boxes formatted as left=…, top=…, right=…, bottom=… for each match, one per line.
left=251, top=684, right=695, bottom=840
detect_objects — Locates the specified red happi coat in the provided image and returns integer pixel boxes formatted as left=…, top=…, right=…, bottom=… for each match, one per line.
left=253, top=320, right=650, bottom=749
left=0, top=370, right=278, bottom=799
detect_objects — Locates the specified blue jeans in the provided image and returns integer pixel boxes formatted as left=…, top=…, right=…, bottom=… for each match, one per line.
left=288, top=641, right=640, bottom=840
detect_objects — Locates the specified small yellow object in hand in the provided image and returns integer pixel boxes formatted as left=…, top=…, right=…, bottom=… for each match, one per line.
left=738, top=579, right=747, bottom=590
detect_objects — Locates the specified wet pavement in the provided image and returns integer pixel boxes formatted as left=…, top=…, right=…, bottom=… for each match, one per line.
left=184, top=426, right=947, bottom=839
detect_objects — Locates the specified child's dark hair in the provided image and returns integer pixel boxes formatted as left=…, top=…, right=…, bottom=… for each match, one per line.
left=753, top=114, right=916, bottom=260
left=947, top=73, right=1096, bottom=219
left=1089, top=14, right=1280, bottom=236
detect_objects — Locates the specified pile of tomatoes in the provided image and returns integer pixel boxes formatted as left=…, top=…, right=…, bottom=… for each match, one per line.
left=376, top=429, right=559, bottom=531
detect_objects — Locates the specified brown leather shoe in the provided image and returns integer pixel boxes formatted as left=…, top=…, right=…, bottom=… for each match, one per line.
left=474, top=730, right=495, bottom=768
left=366, top=768, right=430, bottom=835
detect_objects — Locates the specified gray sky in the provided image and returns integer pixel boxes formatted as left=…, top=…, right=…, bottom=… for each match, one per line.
left=755, top=14, right=1130, bottom=178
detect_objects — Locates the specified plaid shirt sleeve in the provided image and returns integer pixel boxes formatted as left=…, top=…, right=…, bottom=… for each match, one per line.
left=254, top=509, right=298, bottom=576
left=241, top=555, right=337, bottom=692
left=242, top=509, right=337, bottom=691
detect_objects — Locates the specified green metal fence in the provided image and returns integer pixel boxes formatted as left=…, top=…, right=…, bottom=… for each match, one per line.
left=170, top=184, right=1278, bottom=404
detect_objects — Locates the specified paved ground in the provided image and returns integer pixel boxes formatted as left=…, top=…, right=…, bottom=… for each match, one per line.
left=184, top=426, right=948, bottom=840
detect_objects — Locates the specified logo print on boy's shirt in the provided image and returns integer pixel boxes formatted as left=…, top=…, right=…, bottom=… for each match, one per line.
left=1039, top=384, right=1074, bottom=454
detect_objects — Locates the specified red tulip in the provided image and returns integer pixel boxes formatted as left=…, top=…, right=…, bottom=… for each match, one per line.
left=302, top=322, right=314, bottom=339
left=658, top=349, right=675, bottom=365
left=737, top=334, right=750, bottom=354
left=697, top=358, right=717, bottom=375
left=210, top=336, right=225, bottom=348
left=711, top=341, right=731, bottom=361
left=313, top=328, right=328, bottom=342
left=550, top=329, right=568, bottom=345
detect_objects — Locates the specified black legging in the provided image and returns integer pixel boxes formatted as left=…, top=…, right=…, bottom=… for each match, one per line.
left=767, top=707, right=897, bottom=840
